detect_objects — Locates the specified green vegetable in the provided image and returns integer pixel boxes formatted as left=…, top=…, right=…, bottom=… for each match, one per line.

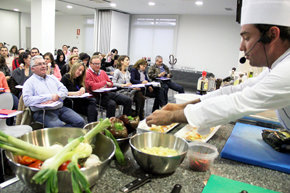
left=0, top=131, right=62, bottom=161
left=104, top=129, right=125, bottom=165
left=114, top=122, right=124, bottom=131
left=127, top=116, right=134, bottom=121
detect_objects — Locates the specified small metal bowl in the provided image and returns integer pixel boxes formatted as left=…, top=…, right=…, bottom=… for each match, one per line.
left=5, top=127, right=115, bottom=193
left=84, top=121, right=135, bottom=152
left=129, top=132, right=188, bottom=174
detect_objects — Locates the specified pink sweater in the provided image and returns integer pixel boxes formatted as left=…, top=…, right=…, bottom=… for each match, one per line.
left=85, top=68, right=113, bottom=93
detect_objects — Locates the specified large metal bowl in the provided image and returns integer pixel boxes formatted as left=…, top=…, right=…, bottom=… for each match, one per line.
left=84, top=121, right=135, bottom=152
left=5, top=127, right=115, bottom=193
left=129, top=132, right=188, bottom=174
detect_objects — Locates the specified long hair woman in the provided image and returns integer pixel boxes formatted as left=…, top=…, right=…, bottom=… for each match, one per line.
left=113, top=55, right=146, bottom=120
left=61, top=62, right=98, bottom=123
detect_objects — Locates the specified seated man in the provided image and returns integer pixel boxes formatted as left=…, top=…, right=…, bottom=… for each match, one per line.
left=85, top=55, right=132, bottom=118
left=148, top=55, right=184, bottom=103
left=22, top=55, right=85, bottom=128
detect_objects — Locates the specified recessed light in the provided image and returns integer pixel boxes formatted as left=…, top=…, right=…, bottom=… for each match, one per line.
left=13, top=8, right=19, bottom=11
left=110, top=3, right=117, bottom=7
left=66, top=5, right=73, bottom=9
left=195, top=1, right=203, bottom=6
left=148, top=2, right=155, bottom=6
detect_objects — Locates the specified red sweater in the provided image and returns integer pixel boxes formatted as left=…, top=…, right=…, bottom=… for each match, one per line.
left=85, top=68, right=113, bottom=93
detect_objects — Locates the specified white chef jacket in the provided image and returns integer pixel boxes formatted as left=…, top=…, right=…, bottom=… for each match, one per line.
left=184, top=48, right=290, bottom=134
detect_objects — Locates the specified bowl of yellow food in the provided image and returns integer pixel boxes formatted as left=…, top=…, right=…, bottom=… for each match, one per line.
left=129, top=132, right=188, bottom=174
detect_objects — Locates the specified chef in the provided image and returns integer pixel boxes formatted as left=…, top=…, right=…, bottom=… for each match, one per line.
left=146, top=0, right=290, bottom=134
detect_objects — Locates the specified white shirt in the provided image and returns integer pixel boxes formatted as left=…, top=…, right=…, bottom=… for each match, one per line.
left=184, top=48, right=290, bottom=134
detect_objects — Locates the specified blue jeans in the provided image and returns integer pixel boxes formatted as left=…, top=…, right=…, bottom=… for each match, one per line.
left=33, top=106, right=85, bottom=128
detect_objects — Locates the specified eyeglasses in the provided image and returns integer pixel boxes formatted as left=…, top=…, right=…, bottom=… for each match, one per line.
left=33, top=62, right=47, bottom=67
left=91, top=63, right=101, bottom=66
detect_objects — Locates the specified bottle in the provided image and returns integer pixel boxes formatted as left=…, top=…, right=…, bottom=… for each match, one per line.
left=197, top=71, right=208, bottom=95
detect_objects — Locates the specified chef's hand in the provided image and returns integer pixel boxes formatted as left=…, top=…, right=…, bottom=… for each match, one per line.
left=146, top=110, right=173, bottom=126
left=162, top=103, right=186, bottom=111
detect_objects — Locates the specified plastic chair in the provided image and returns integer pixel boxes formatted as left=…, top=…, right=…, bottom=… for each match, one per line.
left=0, top=93, right=32, bottom=138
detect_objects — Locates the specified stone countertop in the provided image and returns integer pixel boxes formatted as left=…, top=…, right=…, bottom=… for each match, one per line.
left=2, top=123, right=290, bottom=193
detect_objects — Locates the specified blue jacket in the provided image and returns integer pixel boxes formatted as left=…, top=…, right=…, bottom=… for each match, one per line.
left=130, top=68, right=150, bottom=84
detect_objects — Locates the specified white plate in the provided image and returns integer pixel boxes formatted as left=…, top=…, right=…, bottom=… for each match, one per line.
left=137, top=119, right=179, bottom=133
left=174, top=124, right=220, bottom=142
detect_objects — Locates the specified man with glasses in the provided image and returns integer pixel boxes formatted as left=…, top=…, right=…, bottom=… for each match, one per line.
left=23, top=55, right=85, bottom=128
left=85, top=55, right=132, bottom=118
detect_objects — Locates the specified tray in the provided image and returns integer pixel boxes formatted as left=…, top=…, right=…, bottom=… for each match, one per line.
left=137, top=119, right=179, bottom=133
left=174, top=124, right=220, bottom=142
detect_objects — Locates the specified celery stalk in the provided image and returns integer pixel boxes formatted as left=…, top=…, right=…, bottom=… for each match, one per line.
left=104, top=129, right=125, bottom=165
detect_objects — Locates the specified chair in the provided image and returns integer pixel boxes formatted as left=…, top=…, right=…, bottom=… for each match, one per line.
left=0, top=93, right=32, bottom=137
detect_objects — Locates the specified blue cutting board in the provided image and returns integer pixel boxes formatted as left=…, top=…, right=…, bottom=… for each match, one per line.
left=221, top=122, right=290, bottom=174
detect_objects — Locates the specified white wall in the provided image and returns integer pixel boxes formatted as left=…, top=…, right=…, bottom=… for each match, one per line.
left=176, top=15, right=241, bottom=78
left=55, top=15, right=94, bottom=55
left=20, top=12, right=31, bottom=49
left=110, top=11, right=130, bottom=55
left=0, top=10, right=19, bottom=48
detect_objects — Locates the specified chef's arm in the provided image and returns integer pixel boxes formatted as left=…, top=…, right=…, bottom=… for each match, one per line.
left=162, top=98, right=201, bottom=111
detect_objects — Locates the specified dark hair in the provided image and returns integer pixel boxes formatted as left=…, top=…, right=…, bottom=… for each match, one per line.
left=0, top=55, right=6, bottom=66
left=93, top=51, right=101, bottom=56
left=55, top=50, right=66, bottom=68
left=19, top=52, right=31, bottom=66
left=31, top=47, right=39, bottom=53
left=19, top=48, right=24, bottom=51
left=254, top=24, right=290, bottom=42
left=111, top=48, right=118, bottom=54
left=71, top=47, right=78, bottom=53
left=79, top=52, right=90, bottom=61
left=43, top=52, right=56, bottom=68
left=9, top=45, right=18, bottom=54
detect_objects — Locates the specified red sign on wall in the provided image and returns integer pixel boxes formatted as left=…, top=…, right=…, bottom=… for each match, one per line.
left=77, top=29, right=80, bottom=35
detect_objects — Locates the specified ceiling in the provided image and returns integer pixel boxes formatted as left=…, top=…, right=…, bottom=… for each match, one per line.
left=0, top=0, right=237, bottom=16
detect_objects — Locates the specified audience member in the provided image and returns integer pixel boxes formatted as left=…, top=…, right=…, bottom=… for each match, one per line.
left=9, top=45, right=18, bottom=58
left=23, top=55, right=85, bottom=128
left=79, top=52, right=90, bottom=67
left=0, top=46, right=13, bottom=71
left=148, top=55, right=184, bottom=103
left=55, top=50, right=66, bottom=70
left=0, top=55, right=11, bottom=79
left=12, top=48, right=25, bottom=70
left=71, top=47, right=79, bottom=56
left=10, top=52, right=33, bottom=97
left=30, top=47, right=40, bottom=57
left=131, top=59, right=167, bottom=113
left=85, top=55, right=132, bottom=118
left=44, top=52, right=62, bottom=80
left=113, top=55, right=145, bottom=119
left=0, top=71, right=19, bottom=125
left=61, top=54, right=78, bottom=76
left=62, top=45, right=70, bottom=61
left=61, top=62, right=98, bottom=123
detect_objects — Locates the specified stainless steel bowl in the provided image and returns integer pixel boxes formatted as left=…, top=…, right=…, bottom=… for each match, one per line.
left=84, top=121, right=135, bottom=152
left=5, top=127, right=115, bottom=193
left=129, top=132, right=188, bottom=174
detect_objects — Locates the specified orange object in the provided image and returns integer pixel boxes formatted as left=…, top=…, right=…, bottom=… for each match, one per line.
left=28, top=160, right=43, bottom=169
left=18, top=156, right=38, bottom=165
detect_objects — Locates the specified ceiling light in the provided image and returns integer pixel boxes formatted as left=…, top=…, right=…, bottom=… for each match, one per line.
left=148, top=2, right=155, bottom=6
left=13, top=8, right=19, bottom=12
left=195, top=1, right=203, bottom=6
left=110, top=3, right=117, bottom=7
left=66, top=5, right=73, bottom=9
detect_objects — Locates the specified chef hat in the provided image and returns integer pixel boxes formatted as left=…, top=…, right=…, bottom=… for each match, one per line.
left=241, top=0, right=290, bottom=27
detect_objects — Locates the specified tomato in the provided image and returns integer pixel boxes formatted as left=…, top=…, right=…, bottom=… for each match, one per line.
left=58, top=161, right=81, bottom=171
left=28, top=160, right=43, bottom=169
left=58, top=161, right=71, bottom=171
left=18, top=156, right=38, bottom=165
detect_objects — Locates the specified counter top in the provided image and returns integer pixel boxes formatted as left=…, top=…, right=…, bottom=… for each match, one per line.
left=2, top=123, right=290, bottom=193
